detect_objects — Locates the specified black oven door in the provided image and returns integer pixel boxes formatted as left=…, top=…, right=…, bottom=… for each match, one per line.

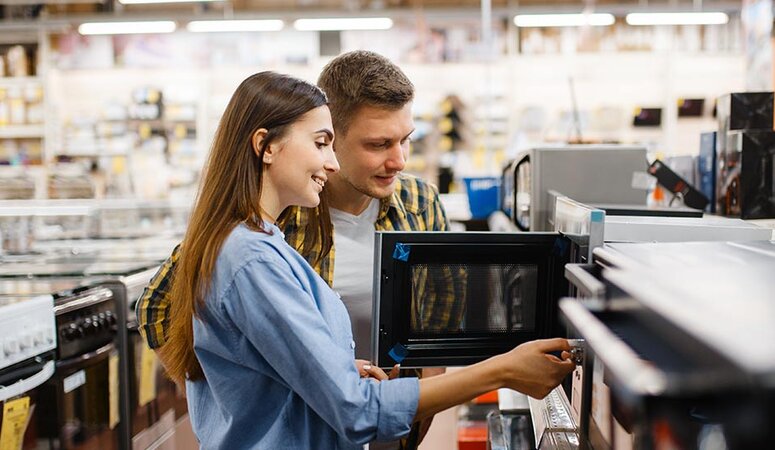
left=373, top=231, right=570, bottom=368
left=38, top=343, right=121, bottom=450
left=0, top=356, right=55, bottom=450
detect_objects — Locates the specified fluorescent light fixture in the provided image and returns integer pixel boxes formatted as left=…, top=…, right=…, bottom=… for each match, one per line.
left=626, top=12, right=729, bottom=26
left=119, top=0, right=222, bottom=4
left=293, top=17, right=393, bottom=31
left=78, top=21, right=177, bottom=35
left=187, top=19, right=284, bottom=33
left=514, top=13, right=615, bottom=28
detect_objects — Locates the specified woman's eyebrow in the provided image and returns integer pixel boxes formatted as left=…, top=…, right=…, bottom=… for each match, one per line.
left=315, top=128, right=333, bottom=140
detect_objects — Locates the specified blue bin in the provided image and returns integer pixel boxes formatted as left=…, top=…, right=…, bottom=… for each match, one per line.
left=463, top=177, right=501, bottom=219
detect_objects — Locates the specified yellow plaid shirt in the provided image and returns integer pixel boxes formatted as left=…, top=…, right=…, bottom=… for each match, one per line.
left=136, top=173, right=455, bottom=349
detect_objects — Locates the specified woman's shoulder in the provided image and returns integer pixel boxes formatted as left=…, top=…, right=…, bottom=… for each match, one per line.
left=217, top=224, right=290, bottom=275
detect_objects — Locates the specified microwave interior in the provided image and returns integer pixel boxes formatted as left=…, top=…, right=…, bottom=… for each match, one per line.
left=372, top=232, right=570, bottom=368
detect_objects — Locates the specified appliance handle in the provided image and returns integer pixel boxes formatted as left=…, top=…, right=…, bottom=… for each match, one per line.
left=514, top=155, right=530, bottom=231
left=57, top=342, right=114, bottom=372
left=564, top=264, right=606, bottom=298
left=559, top=299, right=668, bottom=396
left=0, top=360, right=55, bottom=402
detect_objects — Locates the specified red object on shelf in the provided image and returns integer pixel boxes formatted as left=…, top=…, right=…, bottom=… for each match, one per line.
left=473, top=390, right=499, bottom=404
left=457, top=423, right=487, bottom=450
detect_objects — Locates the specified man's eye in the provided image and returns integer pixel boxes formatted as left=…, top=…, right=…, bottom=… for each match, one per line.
left=316, top=141, right=327, bottom=149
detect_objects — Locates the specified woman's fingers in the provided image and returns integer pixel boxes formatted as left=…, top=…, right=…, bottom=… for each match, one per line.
left=362, top=364, right=389, bottom=381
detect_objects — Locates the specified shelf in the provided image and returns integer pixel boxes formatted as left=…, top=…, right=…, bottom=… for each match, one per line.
left=0, top=76, right=42, bottom=87
left=0, top=124, right=44, bottom=138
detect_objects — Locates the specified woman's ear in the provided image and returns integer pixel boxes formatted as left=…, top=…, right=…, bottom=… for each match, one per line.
left=252, top=128, right=271, bottom=162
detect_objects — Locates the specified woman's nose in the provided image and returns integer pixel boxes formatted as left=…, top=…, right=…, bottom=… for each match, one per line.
left=323, top=147, right=339, bottom=173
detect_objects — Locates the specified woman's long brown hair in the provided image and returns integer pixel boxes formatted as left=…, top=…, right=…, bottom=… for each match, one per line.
left=164, top=72, right=330, bottom=384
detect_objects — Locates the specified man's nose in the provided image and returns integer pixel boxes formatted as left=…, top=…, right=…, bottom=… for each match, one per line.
left=385, top=141, right=406, bottom=172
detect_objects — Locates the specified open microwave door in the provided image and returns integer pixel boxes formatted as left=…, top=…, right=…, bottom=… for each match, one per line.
left=372, top=232, right=570, bottom=368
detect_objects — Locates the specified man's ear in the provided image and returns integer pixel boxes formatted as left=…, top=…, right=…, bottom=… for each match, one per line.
left=252, top=129, right=272, bottom=163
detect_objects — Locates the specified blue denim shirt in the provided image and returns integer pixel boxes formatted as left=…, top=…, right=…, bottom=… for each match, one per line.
left=186, top=223, right=419, bottom=449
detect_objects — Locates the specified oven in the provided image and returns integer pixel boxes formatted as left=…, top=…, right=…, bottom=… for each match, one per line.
left=30, top=285, right=122, bottom=450
left=101, top=268, right=184, bottom=450
left=0, top=294, right=57, bottom=450
left=372, top=231, right=571, bottom=368
left=561, top=240, right=775, bottom=450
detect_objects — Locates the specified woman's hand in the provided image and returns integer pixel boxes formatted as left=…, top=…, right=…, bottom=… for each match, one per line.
left=497, top=338, right=576, bottom=399
left=354, top=359, right=400, bottom=382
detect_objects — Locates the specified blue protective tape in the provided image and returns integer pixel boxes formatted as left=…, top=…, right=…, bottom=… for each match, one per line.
left=590, top=210, right=604, bottom=223
left=392, top=243, right=410, bottom=262
left=388, top=343, right=409, bottom=363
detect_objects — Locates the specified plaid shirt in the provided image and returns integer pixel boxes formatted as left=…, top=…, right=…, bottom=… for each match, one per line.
left=136, top=173, right=455, bottom=349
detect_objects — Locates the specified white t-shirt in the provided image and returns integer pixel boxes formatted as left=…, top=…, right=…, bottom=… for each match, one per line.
left=330, top=199, right=380, bottom=360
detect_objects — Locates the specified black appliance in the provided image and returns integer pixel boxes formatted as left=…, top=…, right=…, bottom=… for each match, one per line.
left=562, top=241, right=775, bottom=450
left=718, top=130, right=775, bottom=219
left=372, top=231, right=571, bottom=368
left=37, top=286, right=122, bottom=450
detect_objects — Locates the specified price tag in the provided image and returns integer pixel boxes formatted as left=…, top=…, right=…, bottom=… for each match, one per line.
left=138, top=343, right=158, bottom=407
left=0, top=397, right=30, bottom=450
left=109, top=352, right=120, bottom=430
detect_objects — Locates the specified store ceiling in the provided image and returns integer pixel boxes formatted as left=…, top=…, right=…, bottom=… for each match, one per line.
left=0, top=0, right=742, bottom=21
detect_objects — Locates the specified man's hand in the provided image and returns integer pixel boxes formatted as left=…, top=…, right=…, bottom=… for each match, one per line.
left=354, top=359, right=400, bottom=382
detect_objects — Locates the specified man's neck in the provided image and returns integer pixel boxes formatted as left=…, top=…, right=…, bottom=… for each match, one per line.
left=326, top=175, right=375, bottom=216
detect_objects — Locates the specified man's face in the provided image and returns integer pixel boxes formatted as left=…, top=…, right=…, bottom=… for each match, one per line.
left=333, top=102, right=414, bottom=200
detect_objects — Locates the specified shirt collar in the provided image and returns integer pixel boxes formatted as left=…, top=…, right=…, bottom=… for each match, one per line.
left=378, top=184, right=407, bottom=221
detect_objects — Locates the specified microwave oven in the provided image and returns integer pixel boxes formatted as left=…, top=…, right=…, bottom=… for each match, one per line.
left=371, top=231, right=572, bottom=368
left=502, top=145, right=648, bottom=231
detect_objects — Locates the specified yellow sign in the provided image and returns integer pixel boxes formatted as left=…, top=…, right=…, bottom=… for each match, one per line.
left=109, top=352, right=120, bottom=430
left=138, top=343, right=158, bottom=407
left=0, top=397, right=30, bottom=450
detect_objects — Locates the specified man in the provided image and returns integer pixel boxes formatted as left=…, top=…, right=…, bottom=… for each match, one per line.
left=137, top=50, right=456, bottom=449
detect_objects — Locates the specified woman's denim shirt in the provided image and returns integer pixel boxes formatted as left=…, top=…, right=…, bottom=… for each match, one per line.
left=186, top=223, right=419, bottom=449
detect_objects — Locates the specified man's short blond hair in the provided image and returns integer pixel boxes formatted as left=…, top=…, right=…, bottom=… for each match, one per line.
left=318, top=50, right=414, bottom=136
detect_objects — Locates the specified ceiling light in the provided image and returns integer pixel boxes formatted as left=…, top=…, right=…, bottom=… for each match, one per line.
left=514, top=13, right=615, bottom=28
left=626, top=12, right=729, bottom=26
left=293, top=18, right=393, bottom=31
left=78, top=21, right=177, bottom=35
left=119, top=0, right=222, bottom=4
left=187, top=20, right=284, bottom=33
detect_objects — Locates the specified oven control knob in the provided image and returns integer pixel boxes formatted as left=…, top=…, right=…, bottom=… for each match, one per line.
left=105, top=311, right=117, bottom=327
left=63, top=323, right=82, bottom=341
left=82, top=318, right=95, bottom=335
left=33, top=328, right=47, bottom=346
left=18, top=333, right=33, bottom=350
left=4, top=338, right=20, bottom=356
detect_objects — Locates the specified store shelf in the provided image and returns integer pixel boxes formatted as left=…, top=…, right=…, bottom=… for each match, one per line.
left=0, top=124, right=44, bottom=138
left=0, top=76, right=41, bottom=87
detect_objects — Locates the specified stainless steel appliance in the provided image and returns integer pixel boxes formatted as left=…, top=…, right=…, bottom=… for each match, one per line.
left=0, top=294, right=57, bottom=450
left=502, top=145, right=648, bottom=231
left=371, top=231, right=571, bottom=368
left=561, top=241, right=775, bottom=450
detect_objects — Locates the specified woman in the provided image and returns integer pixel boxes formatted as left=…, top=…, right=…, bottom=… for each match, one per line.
left=164, top=71, right=575, bottom=449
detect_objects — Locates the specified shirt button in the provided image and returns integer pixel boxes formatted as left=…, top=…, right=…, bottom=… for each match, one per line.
left=350, top=340, right=356, bottom=349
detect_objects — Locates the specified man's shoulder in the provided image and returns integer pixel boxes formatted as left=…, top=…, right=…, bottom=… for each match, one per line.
left=395, top=174, right=442, bottom=215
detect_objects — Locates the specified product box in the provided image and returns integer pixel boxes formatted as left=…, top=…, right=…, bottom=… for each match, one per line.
left=716, top=92, right=774, bottom=132
left=698, top=131, right=716, bottom=213
left=717, top=130, right=775, bottom=219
